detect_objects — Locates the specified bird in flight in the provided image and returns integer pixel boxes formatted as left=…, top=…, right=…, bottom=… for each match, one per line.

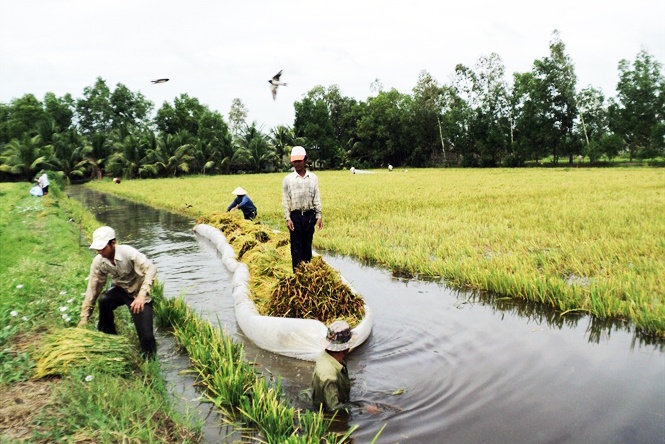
left=268, top=70, right=287, bottom=100
left=151, top=78, right=169, bottom=84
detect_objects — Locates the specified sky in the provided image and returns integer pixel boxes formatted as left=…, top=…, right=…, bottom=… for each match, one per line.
left=1, top=0, right=663, bottom=131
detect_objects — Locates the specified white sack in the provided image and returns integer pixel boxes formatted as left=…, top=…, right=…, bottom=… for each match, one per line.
left=193, top=223, right=373, bottom=361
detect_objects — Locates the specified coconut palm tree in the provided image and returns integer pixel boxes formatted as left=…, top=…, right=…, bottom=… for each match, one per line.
left=107, top=133, right=157, bottom=179
left=236, top=123, right=277, bottom=173
left=0, top=135, right=46, bottom=180
left=270, top=124, right=296, bottom=170
left=83, top=133, right=110, bottom=180
left=149, top=131, right=194, bottom=177
left=43, top=129, right=89, bottom=183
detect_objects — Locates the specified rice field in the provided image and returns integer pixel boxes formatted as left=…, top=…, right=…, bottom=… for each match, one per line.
left=86, top=167, right=665, bottom=336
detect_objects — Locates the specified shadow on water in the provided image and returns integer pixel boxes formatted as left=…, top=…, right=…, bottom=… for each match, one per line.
left=68, top=186, right=665, bottom=444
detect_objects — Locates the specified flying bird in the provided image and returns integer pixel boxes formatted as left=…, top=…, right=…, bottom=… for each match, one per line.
left=268, top=70, right=287, bottom=100
left=151, top=78, right=169, bottom=84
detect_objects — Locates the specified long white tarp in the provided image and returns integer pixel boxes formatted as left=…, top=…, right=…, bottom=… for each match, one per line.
left=193, top=223, right=373, bottom=361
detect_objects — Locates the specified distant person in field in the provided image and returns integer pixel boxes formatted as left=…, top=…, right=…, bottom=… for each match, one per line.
left=78, top=226, right=158, bottom=358
left=227, top=187, right=257, bottom=220
left=282, top=146, right=323, bottom=272
left=37, top=171, right=49, bottom=195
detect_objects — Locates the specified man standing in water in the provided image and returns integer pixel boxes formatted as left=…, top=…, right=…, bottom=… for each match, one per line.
left=282, top=146, right=322, bottom=272
left=312, top=320, right=354, bottom=412
left=78, top=226, right=158, bottom=358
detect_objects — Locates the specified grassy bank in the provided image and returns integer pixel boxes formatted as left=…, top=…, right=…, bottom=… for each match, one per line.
left=0, top=183, right=200, bottom=443
left=86, top=167, right=665, bottom=336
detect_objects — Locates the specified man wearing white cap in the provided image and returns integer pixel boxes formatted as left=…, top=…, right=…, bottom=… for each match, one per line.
left=78, top=226, right=158, bottom=357
left=282, top=146, right=323, bottom=272
left=226, top=187, right=257, bottom=220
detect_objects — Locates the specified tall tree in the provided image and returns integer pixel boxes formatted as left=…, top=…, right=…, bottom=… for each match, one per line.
left=43, top=92, right=74, bottom=132
left=354, top=88, right=412, bottom=167
left=228, top=98, right=248, bottom=138
left=76, top=77, right=114, bottom=135
left=4, top=94, right=46, bottom=142
left=512, top=31, right=578, bottom=164
left=609, top=50, right=665, bottom=161
left=193, top=110, right=232, bottom=174
left=576, top=86, right=608, bottom=146
left=411, top=70, right=446, bottom=166
left=293, top=93, right=336, bottom=168
left=453, top=54, right=511, bottom=166
left=155, top=94, right=207, bottom=136
left=109, top=84, right=154, bottom=132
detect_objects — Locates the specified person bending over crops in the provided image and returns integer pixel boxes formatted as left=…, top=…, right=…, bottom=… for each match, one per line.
left=227, top=186, right=257, bottom=220
left=78, top=226, right=157, bottom=357
left=282, top=146, right=323, bottom=272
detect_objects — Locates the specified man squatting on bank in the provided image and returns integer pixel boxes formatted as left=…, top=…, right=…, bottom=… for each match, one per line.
left=78, top=226, right=158, bottom=357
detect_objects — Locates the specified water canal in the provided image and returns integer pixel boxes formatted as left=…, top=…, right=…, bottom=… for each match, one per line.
left=68, top=186, right=664, bottom=444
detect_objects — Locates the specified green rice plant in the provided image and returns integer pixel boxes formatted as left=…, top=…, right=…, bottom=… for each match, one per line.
left=90, top=169, right=665, bottom=336
left=155, top=290, right=363, bottom=443
left=33, top=328, right=138, bottom=378
left=237, top=377, right=296, bottom=442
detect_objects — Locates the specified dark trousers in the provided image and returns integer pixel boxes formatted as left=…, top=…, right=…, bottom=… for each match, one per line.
left=98, top=286, right=156, bottom=357
left=289, top=210, right=316, bottom=272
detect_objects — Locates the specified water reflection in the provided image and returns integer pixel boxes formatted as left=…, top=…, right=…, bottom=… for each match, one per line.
left=68, top=186, right=665, bottom=444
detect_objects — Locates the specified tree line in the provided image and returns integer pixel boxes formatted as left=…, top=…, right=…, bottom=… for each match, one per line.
left=1, top=32, right=663, bottom=183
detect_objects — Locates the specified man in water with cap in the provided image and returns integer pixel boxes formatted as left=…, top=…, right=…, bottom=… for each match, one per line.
left=227, top=186, right=257, bottom=220
left=282, top=146, right=323, bottom=272
left=312, top=320, right=354, bottom=412
left=78, top=226, right=158, bottom=357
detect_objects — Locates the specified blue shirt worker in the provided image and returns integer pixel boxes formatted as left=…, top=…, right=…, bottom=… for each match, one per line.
left=312, top=320, right=354, bottom=412
left=227, top=187, right=257, bottom=220
left=282, top=146, right=323, bottom=272
left=78, top=226, right=158, bottom=358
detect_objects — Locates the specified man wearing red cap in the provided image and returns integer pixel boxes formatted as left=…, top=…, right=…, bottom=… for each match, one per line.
left=282, top=146, right=323, bottom=272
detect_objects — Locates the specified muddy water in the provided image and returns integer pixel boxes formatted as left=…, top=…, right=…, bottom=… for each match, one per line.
left=69, top=187, right=664, bottom=444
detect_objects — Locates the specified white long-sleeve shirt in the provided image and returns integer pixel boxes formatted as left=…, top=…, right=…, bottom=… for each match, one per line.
left=282, top=170, right=322, bottom=220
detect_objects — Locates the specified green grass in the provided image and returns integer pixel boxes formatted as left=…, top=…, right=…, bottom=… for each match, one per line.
left=153, top=293, right=359, bottom=443
left=0, top=183, right=201, bottom=443
left=87, top=167, right=665, bottom=336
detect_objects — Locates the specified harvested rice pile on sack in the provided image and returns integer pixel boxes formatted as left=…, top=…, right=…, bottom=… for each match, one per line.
left=197, top=213, right=365, bottom=326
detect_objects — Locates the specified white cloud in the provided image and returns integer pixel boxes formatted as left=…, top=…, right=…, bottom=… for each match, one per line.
left=1, top=0, right=663, bottom=130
